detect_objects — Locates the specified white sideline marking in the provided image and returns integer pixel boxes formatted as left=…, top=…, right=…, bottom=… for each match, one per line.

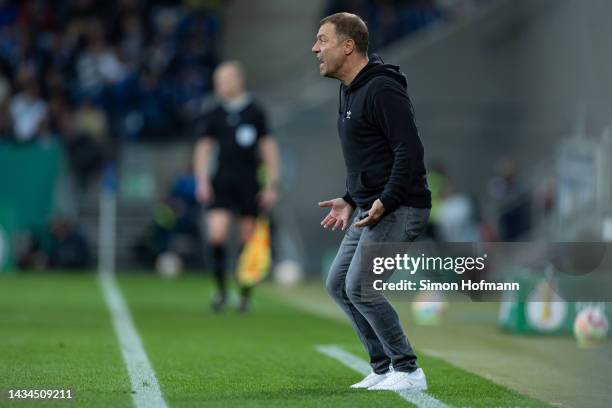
left=100, top=273, right=168, bottom=408
left=316, top=345, right=451, bottom=408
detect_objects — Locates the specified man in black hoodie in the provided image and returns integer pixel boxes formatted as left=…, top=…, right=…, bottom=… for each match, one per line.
left=313, top=13, right=432, bottom=391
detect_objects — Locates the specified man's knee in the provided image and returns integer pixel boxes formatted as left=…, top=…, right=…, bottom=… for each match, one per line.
left=325, top=269, right=344, bottom=301
left=345, top=277, right=364, bottom=304
left=346, top=273, right=380, bottom=307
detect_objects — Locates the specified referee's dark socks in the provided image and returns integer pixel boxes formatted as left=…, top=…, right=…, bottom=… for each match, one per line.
left=211, top=244, right=227, bottom=298
left=236, top=243, right=252, bottom=301
left=240, top=286, right=252, bottom=300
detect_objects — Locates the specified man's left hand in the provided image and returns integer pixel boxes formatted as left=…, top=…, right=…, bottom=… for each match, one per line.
left=354, top=199, right=385, bottom=227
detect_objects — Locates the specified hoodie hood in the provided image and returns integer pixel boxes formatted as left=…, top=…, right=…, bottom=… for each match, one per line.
left=338, top=54, right=408, bottom=116
left=345, top=54, right=408, bottom=92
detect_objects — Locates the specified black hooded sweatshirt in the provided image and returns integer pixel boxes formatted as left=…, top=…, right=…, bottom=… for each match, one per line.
left=338, top=54, right=431, bottom=213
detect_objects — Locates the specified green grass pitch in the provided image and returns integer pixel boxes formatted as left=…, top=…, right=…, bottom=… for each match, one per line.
left=0, top=274, right=552, bottom=407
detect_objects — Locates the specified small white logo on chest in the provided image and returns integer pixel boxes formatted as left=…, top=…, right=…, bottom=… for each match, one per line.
left=346, top=110, right=352, bottom=119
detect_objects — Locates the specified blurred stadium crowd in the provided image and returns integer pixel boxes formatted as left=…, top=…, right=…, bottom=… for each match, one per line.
left=0, top=0, right=224, bottom=270
left=427, top=157, right=555, bottom=244
left=0, top=0, right=223, bottom=184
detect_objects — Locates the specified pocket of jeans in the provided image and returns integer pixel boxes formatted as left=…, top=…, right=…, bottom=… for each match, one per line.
left=404, top=208, right=430, bottom=241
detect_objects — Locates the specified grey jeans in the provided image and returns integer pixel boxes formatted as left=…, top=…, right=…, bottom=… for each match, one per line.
left=326, top=206, right=430, bottom=374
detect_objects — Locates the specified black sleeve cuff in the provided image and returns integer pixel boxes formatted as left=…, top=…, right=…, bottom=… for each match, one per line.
left=342, top=191, right=356, bottom=208
left=379, top=194, right=399, bottom=214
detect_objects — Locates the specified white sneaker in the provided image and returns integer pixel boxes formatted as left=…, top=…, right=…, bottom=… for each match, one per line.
left=368, top=368, right=427, bottom=391
left=350, top=371, right=390, bottom=389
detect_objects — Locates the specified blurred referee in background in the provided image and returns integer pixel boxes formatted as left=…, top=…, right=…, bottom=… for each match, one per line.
left=194, top=61, right=280, bottom=312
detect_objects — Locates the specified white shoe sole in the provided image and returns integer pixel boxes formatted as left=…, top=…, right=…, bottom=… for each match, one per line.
left=369, top=383, right=427, bottom=392
left=392, top=384, right=427, bottom=392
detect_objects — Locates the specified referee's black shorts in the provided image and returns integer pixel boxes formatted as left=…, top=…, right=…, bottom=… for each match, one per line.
left=209, top=176, right=260, bottom=217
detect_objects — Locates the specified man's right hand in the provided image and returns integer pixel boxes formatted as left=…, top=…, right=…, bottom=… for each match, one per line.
left=196, top=180, right=214, bottom=205
left=318, top=198, right=355, bottom=231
